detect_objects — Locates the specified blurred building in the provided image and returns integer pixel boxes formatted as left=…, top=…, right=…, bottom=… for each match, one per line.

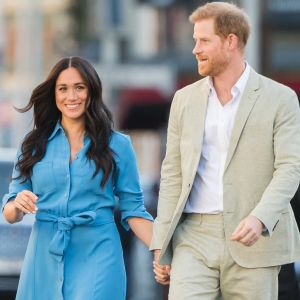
left=0, top=1, right=299, bottom=300
left=0, top=0, right=73, bottom=146
left=0, top=0, right=299, bottom=179
left=262, top=0, right=300, bottom=96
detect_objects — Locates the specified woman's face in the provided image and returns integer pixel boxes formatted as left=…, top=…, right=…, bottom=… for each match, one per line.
left=55, top=67, right=89, bottom=124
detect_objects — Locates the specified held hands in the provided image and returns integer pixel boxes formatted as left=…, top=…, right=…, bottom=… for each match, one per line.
left=153, top=249, right=171, bottom=285
left=13, top=190, right=38, bottom=214
left=231, top=215, right=263, bottom=247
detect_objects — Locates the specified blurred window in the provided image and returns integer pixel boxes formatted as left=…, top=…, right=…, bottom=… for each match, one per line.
left=117, top=88, right=170, bottom=130
left=266, top=33, right=300, bottom=72
left=105, top=0, right=123, bottom=28
left=267, top=0, right=300, bottom=12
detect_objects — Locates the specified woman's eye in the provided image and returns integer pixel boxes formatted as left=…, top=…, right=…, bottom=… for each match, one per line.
left=59, top=87, right=67, bottom=92
left=76, top=85, right=85, bottom=90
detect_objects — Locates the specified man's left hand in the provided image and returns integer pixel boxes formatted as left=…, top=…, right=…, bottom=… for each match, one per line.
left=231, top=215, right=263, bottom=247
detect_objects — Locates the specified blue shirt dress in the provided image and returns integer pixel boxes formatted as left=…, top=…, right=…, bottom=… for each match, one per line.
left=2, top=122, right=153, bottom=300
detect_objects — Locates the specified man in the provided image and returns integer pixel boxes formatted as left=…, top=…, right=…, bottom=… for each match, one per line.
left=150, top=2, right=300, bottom=299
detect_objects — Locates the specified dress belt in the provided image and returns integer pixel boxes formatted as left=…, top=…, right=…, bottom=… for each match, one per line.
left=36, top=209, right=114, bottom=262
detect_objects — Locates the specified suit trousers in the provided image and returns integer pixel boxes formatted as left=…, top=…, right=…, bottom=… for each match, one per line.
left=169, top=213, right=280, bottom=300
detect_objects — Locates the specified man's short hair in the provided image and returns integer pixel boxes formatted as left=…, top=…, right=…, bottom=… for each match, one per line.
left=189, top=2, right=251, bottom=50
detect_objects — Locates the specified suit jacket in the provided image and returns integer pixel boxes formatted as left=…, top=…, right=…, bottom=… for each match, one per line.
left=150, top=68, right=300, bottom=268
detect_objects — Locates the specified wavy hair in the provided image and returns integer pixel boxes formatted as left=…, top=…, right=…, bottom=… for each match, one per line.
left=189, top=2, right=250, bottom=50
left=16, top=56, right=115, bottom=187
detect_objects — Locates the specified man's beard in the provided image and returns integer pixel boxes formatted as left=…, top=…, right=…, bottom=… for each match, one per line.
left=198, top=53, right=230, bottom=77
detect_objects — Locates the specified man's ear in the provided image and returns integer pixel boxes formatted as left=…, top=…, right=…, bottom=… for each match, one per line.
left=226, top=33, right=239, bottom=51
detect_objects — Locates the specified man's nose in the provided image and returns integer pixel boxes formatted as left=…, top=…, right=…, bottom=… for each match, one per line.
left=193, top=41, right=202, bottom=55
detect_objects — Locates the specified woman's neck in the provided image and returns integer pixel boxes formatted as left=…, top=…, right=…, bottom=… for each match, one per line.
left=61, top=118, right=85, bottom=139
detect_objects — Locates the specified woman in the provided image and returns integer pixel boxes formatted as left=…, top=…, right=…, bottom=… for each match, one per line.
left=2, top=57, right=153, bottom=300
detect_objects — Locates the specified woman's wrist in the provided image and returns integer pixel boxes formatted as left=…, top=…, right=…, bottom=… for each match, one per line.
left=4, top=200, right=25, bottom=223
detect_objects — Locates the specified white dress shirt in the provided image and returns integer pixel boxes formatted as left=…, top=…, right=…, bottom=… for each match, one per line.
left=184, top=63, right=251, bottom=214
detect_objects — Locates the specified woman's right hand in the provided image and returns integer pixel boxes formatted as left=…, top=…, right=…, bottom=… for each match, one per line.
left=13, top=190, right=38, bottom=214
left=3, top=190, right=38, bottom=223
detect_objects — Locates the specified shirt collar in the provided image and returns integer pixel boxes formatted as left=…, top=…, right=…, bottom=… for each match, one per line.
left=48, top=121, right=64, bottom=141
left=206, top=61, right=251, bottom=97
left=233, top=61, right=250, bottom=96
left=48, top=121, right=90, bottom=146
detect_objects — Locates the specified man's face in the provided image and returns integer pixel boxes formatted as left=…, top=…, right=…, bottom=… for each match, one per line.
left=192, top=18, right=230, bottom=77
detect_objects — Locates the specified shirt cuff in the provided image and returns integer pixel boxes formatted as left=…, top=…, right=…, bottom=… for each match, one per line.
left=121, top=211, right=153, bottom=231
left=1, top=193, right=16, bottom=212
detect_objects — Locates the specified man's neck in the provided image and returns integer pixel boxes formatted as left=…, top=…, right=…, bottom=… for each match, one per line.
left=212, top=59, right=245, bottom=105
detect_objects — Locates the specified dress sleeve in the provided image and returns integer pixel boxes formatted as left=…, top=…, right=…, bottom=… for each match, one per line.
left=1, top=150, right=32, bottom=211
left=113, top=135, right=153, bottom=231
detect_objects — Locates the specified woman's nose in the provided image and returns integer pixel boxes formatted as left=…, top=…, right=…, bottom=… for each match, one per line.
left=67, top=88, right=77, bottom=100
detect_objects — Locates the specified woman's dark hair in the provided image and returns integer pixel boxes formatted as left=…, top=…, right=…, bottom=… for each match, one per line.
left=16, top=56, right=115, bottom=187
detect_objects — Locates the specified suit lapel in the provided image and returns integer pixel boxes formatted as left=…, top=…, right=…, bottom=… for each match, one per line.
left=224, top=69, right=260, bottom=172
left=188, top=79, right=209, bottom=151
left=173, top=80, right=209, bottom=222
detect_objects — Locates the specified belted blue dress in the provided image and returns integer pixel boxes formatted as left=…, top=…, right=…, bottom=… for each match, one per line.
left=2, top=122, right=153, bottom=300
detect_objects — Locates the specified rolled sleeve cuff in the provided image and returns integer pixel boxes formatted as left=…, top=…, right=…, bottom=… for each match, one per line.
left=1, top=193, right=16, bottom=212
left=121, top=211, right=154, bottom=231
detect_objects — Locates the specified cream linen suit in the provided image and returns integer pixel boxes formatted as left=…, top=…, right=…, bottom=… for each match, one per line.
left=150, top=68, right=300, bottom=268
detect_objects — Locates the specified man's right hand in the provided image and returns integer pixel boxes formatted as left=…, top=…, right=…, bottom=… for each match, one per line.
left=153, top=249, right=171, bottom=285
